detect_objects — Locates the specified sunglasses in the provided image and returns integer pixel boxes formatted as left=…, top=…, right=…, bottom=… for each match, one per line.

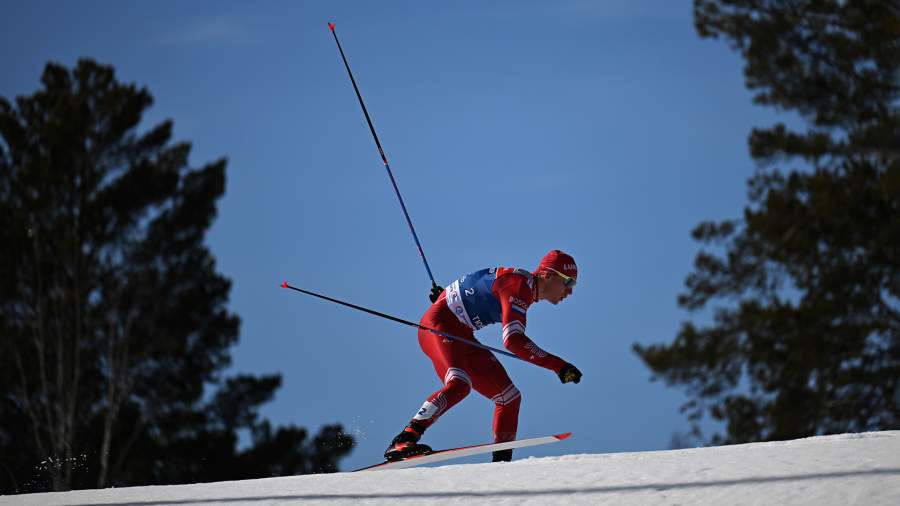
left=546, top=267, right=577, bottom=289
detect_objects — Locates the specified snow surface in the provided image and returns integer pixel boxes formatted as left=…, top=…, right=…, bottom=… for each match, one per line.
left=5, top=431, right=899, bottom=505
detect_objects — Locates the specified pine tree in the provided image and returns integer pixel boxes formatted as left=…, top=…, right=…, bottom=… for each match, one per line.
left=634, top=0, right=900, bottom=444
left=0, top=59, right=352, bottom=493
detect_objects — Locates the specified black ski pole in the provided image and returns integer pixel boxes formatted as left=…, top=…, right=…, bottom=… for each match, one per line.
left=327, top=22, right=442, bottom=301
left=281, top=281, right=528, bottom=363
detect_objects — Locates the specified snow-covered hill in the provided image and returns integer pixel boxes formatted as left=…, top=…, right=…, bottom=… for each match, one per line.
left=5, top=431, right=899, bottom=505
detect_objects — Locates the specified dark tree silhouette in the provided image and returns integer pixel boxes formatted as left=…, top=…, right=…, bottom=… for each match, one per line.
left=634, top=0, right=899, bottom=444
left=0, top=59, right=353, bottom=494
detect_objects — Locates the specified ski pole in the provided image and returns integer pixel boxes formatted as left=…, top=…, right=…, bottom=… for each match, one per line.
left=281, top=281, right=528, bottom=363
left=327, top=22, right=441, bottom=297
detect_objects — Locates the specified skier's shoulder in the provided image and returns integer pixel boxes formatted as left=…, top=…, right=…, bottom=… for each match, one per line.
left=496, top=266, right=533, bottom=284
left=493, top=267, right=534, bottom=301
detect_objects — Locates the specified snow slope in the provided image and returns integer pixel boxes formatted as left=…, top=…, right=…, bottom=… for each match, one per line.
left=5, top=431, right=899, bottom=505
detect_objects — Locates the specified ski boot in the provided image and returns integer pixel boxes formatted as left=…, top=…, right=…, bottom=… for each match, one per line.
left=492, top=449, right=513, bottom=462
left=384, top=421, right=432, bottom=462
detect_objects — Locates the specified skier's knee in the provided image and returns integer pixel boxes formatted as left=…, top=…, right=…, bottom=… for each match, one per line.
left=510, top=390, right=521, bottom=408
left=444, top=367, right=472, bottom=396
left=446, top=377, right=471, bottom=398
left=493, top=384, right=521, bottom=409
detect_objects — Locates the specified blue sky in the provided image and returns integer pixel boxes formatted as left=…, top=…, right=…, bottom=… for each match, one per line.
left=2, top=1, right=784, bottom=470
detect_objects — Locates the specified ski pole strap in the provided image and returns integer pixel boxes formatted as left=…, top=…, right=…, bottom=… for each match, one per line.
left=281, top=281, right=527, bottom=362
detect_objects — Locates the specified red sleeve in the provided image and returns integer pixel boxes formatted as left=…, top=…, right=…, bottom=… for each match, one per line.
left=493, top=272, right=567, bottom=373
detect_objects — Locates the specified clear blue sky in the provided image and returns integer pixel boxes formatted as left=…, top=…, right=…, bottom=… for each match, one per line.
left=2, top=1, right=783, bottom=470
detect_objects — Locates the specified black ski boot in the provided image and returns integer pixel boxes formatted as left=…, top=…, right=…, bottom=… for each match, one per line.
left=492, top=449, right=513, bottom=462
left=384, top=421, right=432, bottom=462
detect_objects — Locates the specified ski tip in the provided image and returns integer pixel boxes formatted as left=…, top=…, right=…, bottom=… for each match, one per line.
left=281, top=280, right=288, bottom=288
left=554, top=432, right=573, bottom=441
left=328, top=22, right=335, bottom=31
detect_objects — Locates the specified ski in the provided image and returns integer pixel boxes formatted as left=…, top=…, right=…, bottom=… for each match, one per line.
left=354, top=432, right=572, bottom=472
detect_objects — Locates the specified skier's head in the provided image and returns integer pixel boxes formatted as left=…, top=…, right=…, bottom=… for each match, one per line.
left=534, top=250, right=577, bottom=304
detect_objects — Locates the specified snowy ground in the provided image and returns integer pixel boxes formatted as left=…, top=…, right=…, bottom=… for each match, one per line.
left=4, top=431, right=899, bottom=505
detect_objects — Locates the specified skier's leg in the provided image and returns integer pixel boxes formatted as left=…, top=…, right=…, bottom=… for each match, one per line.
left=469, top=349, right=522, bottom=458
left=410, top=325, right=473, bottom=432
left=385, top=305, right=474, bottom=460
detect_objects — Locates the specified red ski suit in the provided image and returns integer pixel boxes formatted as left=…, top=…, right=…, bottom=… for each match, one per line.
left=412, top=268, right=567, bottom=443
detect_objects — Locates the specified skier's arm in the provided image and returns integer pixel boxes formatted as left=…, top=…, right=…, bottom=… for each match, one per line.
left=507, top=327, right=581, bottom=383
left=503, top=332, right=568, bottom=372
left=495, top=276, right=568, bottom=373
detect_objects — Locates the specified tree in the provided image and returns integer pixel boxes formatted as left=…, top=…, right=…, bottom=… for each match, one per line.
left=633, top=0, right=900, bottom=444
left=0, top=59, right=353, bottom=494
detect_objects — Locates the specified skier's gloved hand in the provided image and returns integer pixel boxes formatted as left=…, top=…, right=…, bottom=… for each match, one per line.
left=429, top=284, right=443, bottom=303
left=558, top=363, right=582, bottom=384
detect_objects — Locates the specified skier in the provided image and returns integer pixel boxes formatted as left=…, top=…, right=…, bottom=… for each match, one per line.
left=384, top=250, right=583, bottom=463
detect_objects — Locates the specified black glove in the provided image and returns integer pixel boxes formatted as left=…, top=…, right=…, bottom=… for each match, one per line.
left=429, top=283, right=444, bottom=303
left=558, top=363, right=582, bottom=384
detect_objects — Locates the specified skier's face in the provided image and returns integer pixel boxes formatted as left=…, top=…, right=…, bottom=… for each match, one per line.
left=542, top=272, right=573, bottom=305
